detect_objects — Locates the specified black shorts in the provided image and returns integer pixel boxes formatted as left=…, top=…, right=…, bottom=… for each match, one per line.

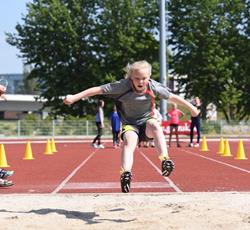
left=121, top=123, right=153, bottom=143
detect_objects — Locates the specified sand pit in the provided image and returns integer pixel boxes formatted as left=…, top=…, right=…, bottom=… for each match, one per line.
left=1, top=192, right=250, bottom=229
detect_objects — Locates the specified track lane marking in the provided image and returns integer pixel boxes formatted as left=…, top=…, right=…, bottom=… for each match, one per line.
left=182, top=149, right=250, bottom=174
left=51, top=149, right=98, bottom=194
left=2, top=138, right=250, bottom=144
left=138, top=150, right=182, bottom=193
left=63, top=182, right=172, bottom=189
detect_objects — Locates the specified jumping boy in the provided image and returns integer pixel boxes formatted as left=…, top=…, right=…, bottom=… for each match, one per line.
left=64, top=60, right=199, bottom=193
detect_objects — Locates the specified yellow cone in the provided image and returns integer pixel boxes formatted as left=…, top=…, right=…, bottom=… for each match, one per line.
left=218, top=137, right=224, bottom=154
left=200, top=136, right=209, bottom=152
left=23, top=141, right=34, bottom=160
left=222, top=139, right=232, bottom=157
left=51, top=138, right=57, bottom=153
left=0, top=144, right=10, bottom=167
left=235, top=140, right=247, bottom=160
left=44, top=139, right=53, bottom=155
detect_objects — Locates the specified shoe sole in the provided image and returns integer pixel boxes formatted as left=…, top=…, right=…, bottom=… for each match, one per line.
left=0, top=181, right=14, bottom=187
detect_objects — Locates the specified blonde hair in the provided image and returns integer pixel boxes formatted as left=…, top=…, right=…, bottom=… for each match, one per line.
left=125, top=60, right=152, bottom=79
left=172, top=103, right=177, bottom=109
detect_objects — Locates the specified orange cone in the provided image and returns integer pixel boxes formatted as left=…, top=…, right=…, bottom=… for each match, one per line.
left=222, top=139, right=232, bottom=157
left=0, top=144, right=10, bottom=167
left=235, top=140, right=247, bottom=160
left=23, top=141, right=34, bottom=160
left=51, top=138, right=57, bottom=153
left=44, top=139, right=53, bottom=155
left=200, top=136, right=209, bottom=152
left=218, top=137, right=224, bottom=154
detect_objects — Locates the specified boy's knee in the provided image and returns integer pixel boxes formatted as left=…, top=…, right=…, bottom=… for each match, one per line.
left=123, top=131, right=138, bottom=144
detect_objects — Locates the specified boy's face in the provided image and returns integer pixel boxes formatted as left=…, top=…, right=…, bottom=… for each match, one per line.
left=130, top=69, right=150, bottom=93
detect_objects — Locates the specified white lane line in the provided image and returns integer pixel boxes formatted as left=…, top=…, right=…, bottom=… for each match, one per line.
left=2, top=138, right=250, bottom=144
left=0, top=140, right=112, bottom=144
left=63, top=182, right=172, bottom=190
left=138, top=150, right=182, bottom=193
left=51, top=150, right=98, bottom=194
left=182, top=149, right=250, bottom=174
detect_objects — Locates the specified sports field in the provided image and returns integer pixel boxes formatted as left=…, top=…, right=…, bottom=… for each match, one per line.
left=0, top=138, right=249, bottom=229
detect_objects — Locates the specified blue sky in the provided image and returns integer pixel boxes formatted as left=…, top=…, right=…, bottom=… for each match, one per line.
left=0, top=1, right=30, bottom=74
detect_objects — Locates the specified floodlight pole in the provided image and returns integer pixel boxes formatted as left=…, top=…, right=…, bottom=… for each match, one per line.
left=159, top=0, right=168, bottom=120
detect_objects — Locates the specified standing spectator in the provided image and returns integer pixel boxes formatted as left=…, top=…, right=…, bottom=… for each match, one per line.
left=189, top=97, right=201, bottom=147
left=109, top=105, right=121, bottom=148
left=92, top=100, right=105, bottom=149
left=168, top=103, right=184, bottom=147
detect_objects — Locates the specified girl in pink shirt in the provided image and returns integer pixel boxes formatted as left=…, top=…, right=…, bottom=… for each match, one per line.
left=168, top=103, right=184, bottom=147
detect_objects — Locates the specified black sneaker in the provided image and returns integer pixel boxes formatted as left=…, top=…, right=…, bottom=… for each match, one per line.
left=120, top=171, right=132, bottom=193
left=162, top=159, right=175, bottom=177
left=0, top=169, right=14, bottom=179
left=0, top=179, right=14, bottom=187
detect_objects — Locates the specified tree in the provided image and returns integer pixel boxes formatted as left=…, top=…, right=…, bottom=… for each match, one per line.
left=6, top=0, right=160, bottom=117
left=168, top=0, right=250, bottom=122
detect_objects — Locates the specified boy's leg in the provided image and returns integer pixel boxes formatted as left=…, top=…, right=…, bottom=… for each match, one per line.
left=146, top=119, right=169, bottom=158
left=120, top=128, right=139, bottom=193
left=145, top=119, right=174, bottom=176
left=121, top=130, right=138, bottom=172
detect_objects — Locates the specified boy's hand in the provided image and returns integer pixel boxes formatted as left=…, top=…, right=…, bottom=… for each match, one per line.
left=63, top=95, right=74, bottom=105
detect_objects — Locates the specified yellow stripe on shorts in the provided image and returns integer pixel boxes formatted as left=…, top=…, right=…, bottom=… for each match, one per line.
left=122, top=125, right=138, bottom=134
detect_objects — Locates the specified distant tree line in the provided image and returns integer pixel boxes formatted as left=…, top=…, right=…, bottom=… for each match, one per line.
left=168, top=0, right=250, bottom=122
left=6, top=0, right=250, bottom=122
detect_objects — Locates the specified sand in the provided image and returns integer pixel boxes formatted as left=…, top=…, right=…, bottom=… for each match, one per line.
left=0, top=192, right=250, bottom=230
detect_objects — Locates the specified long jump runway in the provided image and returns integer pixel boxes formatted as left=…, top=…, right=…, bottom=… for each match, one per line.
left=1, top=139, right=250, bottom=194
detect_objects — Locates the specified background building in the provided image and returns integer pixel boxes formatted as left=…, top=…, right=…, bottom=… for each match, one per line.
left=0, top=73, right=45, bottom=119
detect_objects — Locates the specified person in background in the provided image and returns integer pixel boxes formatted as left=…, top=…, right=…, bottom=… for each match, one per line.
left=189, top=97, right=201, bottom=147
left=167, top=103, right=184, bottom=147
left=109, top=105, right=121, bottom=148
left=64, top=60, right=199, bottom=193
left=92, top=100, right=105, bottom=149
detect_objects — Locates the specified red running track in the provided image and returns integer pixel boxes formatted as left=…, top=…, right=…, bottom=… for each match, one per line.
left=0, top=139, right=249, bottom=194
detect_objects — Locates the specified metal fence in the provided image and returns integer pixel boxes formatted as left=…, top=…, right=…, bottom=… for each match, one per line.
left=0, top=120, right=249, bottom=138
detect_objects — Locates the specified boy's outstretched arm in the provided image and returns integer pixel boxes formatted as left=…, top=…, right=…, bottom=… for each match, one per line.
left=168, top=93, right=199, bottom=117
left=64, top=86, right=103, bottom=105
